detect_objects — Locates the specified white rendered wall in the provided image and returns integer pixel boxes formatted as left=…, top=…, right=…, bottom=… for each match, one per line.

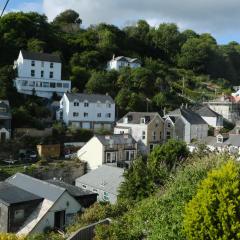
left=77, top=137, right=104, bottom=171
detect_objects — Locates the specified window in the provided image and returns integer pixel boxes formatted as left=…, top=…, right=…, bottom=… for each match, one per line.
left=73, top=112, right=79, bottom=117
left=153, top=131, right=156, bottom=141
left=63, top=83, right=69, bottom=88
left=50, top=82, right=56, bottom=88
left=150, top=144, right=154, bottom=152
left=41, top=61, right=44, bottom=68
left=84, top=102, right=89, bottom=107
left=217, top=136, right=223, bottom=143
left=103, top=192, right=109, bottom=201
left=42, top=82, right=49, bottom=88
left=49, top=71, right=53, bottom=78
left=41, top=70, right=44, bottom=78
left=105, top=152, right=116, bottom=163
left=84, top=112, right=88, bottom=117
left=31, top=61, right=35, bottom=67
left=106, top=113, right=111, bottom=118
left=50, top=62, right=54, bottom=68
left=166, top=131, right=171, bottom=139
left=97, top=101, right=101, bottom=107
left=97, top=113, right=101, bottom=118
left=93, top=189, right=98, bottom=193
left=74, top=101, right=79, bottom=107
left=106, top=103, right=111, bottom=108
left=82, top=184, right=86, bottom=189
left=14, top=209, right=24, bottom=222
left=141, top=118, right=145, bottom=124
left=142, top=131, right=146, bottom=140
left=126, top=150, right=135, bottom=161
left=57, top=83, right=62, bottom=88
left=168, top=123, right=171, bottom=128
left=31, top=70, right=35, bottom=77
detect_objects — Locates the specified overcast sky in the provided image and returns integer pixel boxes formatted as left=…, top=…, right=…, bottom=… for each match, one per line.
left=3, top=0, right=240, bottom=44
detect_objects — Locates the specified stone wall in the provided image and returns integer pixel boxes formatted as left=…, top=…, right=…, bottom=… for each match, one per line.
left=28, top=161, right=86, bottom=185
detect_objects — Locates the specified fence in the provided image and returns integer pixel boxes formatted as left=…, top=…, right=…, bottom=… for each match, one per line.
left=67, top=218, right=111, bottom=240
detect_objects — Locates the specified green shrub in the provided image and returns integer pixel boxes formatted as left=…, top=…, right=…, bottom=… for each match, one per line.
left=183, top=160, right=240, bottom=240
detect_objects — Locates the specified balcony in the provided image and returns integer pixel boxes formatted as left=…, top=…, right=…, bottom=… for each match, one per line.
left=14, top=77, right=71, bottom=93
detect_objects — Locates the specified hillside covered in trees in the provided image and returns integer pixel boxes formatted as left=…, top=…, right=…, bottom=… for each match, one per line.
left=0, top=10, right=239, bottom=127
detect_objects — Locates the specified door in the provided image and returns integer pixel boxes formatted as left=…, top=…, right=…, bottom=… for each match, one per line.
left=54, top=210, right=65, bottom=229
left=0, top=132, right=6, bottom=142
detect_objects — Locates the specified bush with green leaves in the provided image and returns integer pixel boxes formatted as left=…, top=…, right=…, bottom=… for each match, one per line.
left=183, top=160, right=240, bottom=240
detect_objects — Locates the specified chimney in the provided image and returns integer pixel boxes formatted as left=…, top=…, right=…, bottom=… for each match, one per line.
left=163, top=107, right=166, bottom=117
left=112, top=54, right=115, bottom=60
left=106, top=92, right=109, bottom=96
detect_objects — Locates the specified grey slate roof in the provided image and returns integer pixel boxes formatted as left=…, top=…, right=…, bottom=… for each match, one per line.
left=117, top=112, right=161, bottom=124
left=6, top=173, right=65, bottom=202
left=96, top=134, right=136, bottom=146
left=167, top=108, right=207, bottom=125
left=114, top=56, right=140, bottom=63
left=47, top=180, right=97, bottom=197
left=66, top=93, right=114, bottom=104
left=0, top=182, right=43, bottom=206
left=21, top=50, right=61, bottom=63
left=196, top=106, right=221, bottom=117
left=76, top=165, right=124, bottom=195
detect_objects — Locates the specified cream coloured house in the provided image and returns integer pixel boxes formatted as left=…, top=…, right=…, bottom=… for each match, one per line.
left=114, top=112, right=164, bottom=154
left=77, top=134, right=137, bottom=171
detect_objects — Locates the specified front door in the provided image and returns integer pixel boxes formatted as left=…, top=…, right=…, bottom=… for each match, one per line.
left=54, top=210, right=65, bottom=229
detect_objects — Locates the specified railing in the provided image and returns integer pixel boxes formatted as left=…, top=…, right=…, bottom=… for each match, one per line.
left=67, top=218, right=111, bottom=240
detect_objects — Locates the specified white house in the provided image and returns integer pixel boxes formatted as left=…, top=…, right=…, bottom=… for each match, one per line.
left=196, top=105, right=223, bottom=129
left=166, top=108, right=208, bottom=144
left=77, top=134, right=137, bottom=171
left=205, top=95, right=240, bottom=123
left=13, top=50, right=71, bottom=99
left=114, top=112, right=164, bottom=154
left=0, top=100, right=11, bottom=142
left=58, top=93, right=115, bottom=130
left=76, top=165, right=124, bottom=204
left=107, top=55, right=141, bottom=71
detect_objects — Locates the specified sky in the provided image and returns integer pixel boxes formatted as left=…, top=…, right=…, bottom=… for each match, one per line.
left=2, top=0, right=240, bottom=44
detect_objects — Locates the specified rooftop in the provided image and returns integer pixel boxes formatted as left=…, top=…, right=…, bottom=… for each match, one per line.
left=0, top=182, right=43, bottom=206
left=20, top=50, right=61, bottom=63
left=65, top=93, right=114, bottom=104
left=76, top=165, right=124, bottom=195
left=96, top=134, right=136, bottom=146
left=196, top=106, right=221, bottom=117
left=47, top=179, right=97, bottom=197
left=117, top=112, right=161, bottom=124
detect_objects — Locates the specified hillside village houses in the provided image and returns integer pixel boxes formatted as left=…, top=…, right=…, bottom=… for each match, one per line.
left=77, top=134, right=137, bottom=171
left=13, top=50, right=71, bottom=99
left=114, top=112, right=165, bottom=154
left=107, top=55, right=141, bottom=71
left=0, top=100, right=11, bottom=142
left=165, top=107, right=208, bottom=144
left=0, top=173, right=97, bottom=235
left=58, top=93, right=115, bottom=130
left=205, top=95, right=240, bottom=123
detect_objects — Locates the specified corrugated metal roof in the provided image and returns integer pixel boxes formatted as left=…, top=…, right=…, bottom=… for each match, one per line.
left=0, top=182, right=42, bottom=206
left=21, top=50, right=61, bottom=63
left=76, top=165, right=124, bottom=195
left=65, top=93, right=114, bottom=104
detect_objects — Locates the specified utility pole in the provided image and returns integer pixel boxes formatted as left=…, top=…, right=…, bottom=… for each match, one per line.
left=0, top=0, right=10, bottom=18
left=182, top=77, right=185, bottom=96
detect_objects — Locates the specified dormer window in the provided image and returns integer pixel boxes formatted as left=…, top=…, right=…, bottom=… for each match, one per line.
left=84, top=102, right=89, bottom=107
left=74, top=101, right=79, bottom=107
left=31, top=61, right=35, bottom=67
left=106, top=102, right=111, bottom=108
left=50, top=62, right=54, bottom=68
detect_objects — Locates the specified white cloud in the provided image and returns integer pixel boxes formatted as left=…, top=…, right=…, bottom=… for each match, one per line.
left=40, top=0, right=240, bottom=43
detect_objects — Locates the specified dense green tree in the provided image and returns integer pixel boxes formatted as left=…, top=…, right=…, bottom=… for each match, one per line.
left=184, top=160, right=240, bottom=240
left=52, top=10, right=82, bottom=25
left=118, top=157, right=155, bottom=201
